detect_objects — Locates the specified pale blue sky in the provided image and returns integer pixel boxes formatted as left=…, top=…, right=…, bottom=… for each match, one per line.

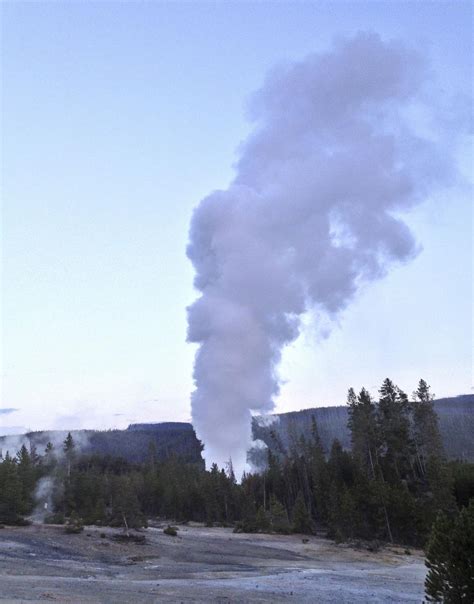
left=1, top=1, right=472, bottom=433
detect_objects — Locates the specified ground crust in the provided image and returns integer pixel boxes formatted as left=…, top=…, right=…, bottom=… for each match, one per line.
left=0, top=523, right=426, bottom=603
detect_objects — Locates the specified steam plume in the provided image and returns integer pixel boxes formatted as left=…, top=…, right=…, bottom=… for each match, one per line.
left=187, top=33, right=451, bottom=475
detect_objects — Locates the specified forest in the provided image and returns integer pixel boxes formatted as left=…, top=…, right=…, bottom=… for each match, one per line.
left=253, top=393, right=474, bottom=462
left=1, top=379, right=473, bottom=602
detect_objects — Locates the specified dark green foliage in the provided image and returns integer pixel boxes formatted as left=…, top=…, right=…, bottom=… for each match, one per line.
left=292, top=491, right=313, bottom=534
left=63, top=433, right=75, bottom=454
left=44, top=512, right=65, bottom=525
left=347, top=387, right=379, bottom=477
left=110, top=475, right=147, bottom=529
left=64, top=511, right=84, bottom=534
left=269, top=495, right=290, bottom=534
left=0, top=454, right=25, bottom=524
left=0, top=424, right=204, bottom=466
left=425, top=501, right=474, bottom=603
left=0, top=377, right=466, bottom=555
left=240, top=379, right=457, bottom=546
left=16, top=445, right=36, bottom=512
left=412, top=379, right=444, bottom=471
left=234, top=490, right=258, bottom=533
left=450, top=461, right=474, bottom=508
left=112, top=533, right=146, bottom=544
left=252, top=394, right=474, bottom=463
left=255, top=506, right=271, bottom=532
left=0, top=445, right=43, bottom=525
left=309, top=416, right=329, bottom=524
left=163, top=525, right=178, bottom=536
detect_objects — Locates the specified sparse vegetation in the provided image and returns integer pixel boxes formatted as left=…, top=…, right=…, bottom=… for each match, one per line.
left=44, top=512, right=65, bottom=525
left=64, top=512, right=84, bottom=534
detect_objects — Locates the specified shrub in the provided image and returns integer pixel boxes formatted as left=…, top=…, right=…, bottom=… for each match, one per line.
left=64, top=512, right=84, bottom=534
left=44, top=512, right=65, bottom=525
left=112, top=533, right=146, bottom=544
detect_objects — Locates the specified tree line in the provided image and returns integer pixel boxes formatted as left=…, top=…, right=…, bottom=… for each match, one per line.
left=1, top=378, right=473, bottom=601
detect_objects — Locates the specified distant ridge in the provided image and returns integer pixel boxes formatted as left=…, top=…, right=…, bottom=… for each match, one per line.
left=252, top=394, right=474, bottom=462
left=1, top=395, right=472, bottom=463
left=0, top=422, right=203, bottom=465
left=127, top=422, right=194, bottom=432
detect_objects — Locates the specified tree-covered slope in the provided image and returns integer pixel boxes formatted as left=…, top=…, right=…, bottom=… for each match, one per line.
left=252, top=395, right=474, bottom=461
left=0, top=422, right=204, bottom=466
left=1, top=395, right=472, bottom=463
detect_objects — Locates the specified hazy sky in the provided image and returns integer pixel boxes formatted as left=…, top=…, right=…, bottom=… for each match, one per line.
left=1, top=1, right=472, bottom=435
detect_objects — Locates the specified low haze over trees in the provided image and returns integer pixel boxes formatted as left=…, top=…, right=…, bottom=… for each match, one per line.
left=1, top=379, right=473, bottom=600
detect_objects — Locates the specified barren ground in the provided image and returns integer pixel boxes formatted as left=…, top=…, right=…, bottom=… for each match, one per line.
left=0, top=522, right=426, bottom=603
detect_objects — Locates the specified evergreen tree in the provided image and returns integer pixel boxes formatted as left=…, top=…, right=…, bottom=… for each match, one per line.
left=451, top=461, right=474, bottom=508
left=43, top=442, right=56, bottom=471
left=237, top=490, right=257, bottom=532
left=16, top=444, right=36, bottom=513
left=0, top=376, right=460, bottom=549
left=412, top=379, right=444, bottom=477
left=309, top=415, right=329, bottom=523
left=269, top=494, right=290, bottom=534
left=0, top=454, right=24, bottom=524
left=425, top=501, right=474, bottom=603
left=291, top=491, right=313, bottom=534
left=378, top=379, right=412, bottom=481
left=111, top=475, right=146, bottom=529
left=255, top=505, right=271, bottom=532
left=63, top=432, right=75, bottom=478
left=348, top=388, right=379, bottom=479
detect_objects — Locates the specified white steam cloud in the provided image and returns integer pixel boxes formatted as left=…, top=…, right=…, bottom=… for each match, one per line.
left=32, top=476, right=55, bottom=522
left=187, top=33, right=455, bottom=476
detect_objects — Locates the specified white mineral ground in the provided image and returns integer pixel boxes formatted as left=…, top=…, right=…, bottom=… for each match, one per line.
left=0, top=522, right=425, bottom=603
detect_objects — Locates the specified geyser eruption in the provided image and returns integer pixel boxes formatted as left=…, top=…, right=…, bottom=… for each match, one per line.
left=187, top=33, right=449, bottom=475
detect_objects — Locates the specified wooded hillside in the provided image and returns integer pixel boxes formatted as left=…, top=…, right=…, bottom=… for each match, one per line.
left=253, top=395, right=474, bottom=463
left=1, top=395, right=472, bottom=464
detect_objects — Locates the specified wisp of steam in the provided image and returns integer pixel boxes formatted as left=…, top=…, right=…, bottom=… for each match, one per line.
left=187, top=33, right=452, bottom=476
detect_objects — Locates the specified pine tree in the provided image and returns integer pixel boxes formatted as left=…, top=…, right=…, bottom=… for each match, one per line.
left=425, top=510, right=452, bottom=600
left=378, top=379, right=412, bottom=482
left=409, top=380, right=455, bottom=533
left=237, top=492, right=257, bottom=532
left=412, top=379, right=444, bottom=477
left=348, top=387, right=379, bottom=479
left=111, top=475, right=146, bottom=529
left=447, top=501, right=474, bottom=602
left=309, top=415, right=329, bottom=523
left=269, top=494, right=290, bottom=534
left=0, top=454, right=24, bottom=524
left=42, top=442, right=57, bottom=475
left=255, top=505, right=271, bottom=532
left=16, top=444, right=36, bottom=514
left=348, top=386, right=395, bottom=543
left=291, top=491, right=313, bottom=534
left=63, top=432, right=75, bottom=478
left=425, top=501, right=474, bottom=603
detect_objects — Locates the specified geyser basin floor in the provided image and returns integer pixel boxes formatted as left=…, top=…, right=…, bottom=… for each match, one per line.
left=0, top=523, right=425, bottom=603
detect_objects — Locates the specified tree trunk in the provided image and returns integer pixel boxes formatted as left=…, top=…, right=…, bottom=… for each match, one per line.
left=122, top=513, right=130, bottom=537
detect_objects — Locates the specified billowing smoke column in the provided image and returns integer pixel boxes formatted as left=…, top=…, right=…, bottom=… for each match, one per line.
left=187, top=33, right=447, bottom=476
